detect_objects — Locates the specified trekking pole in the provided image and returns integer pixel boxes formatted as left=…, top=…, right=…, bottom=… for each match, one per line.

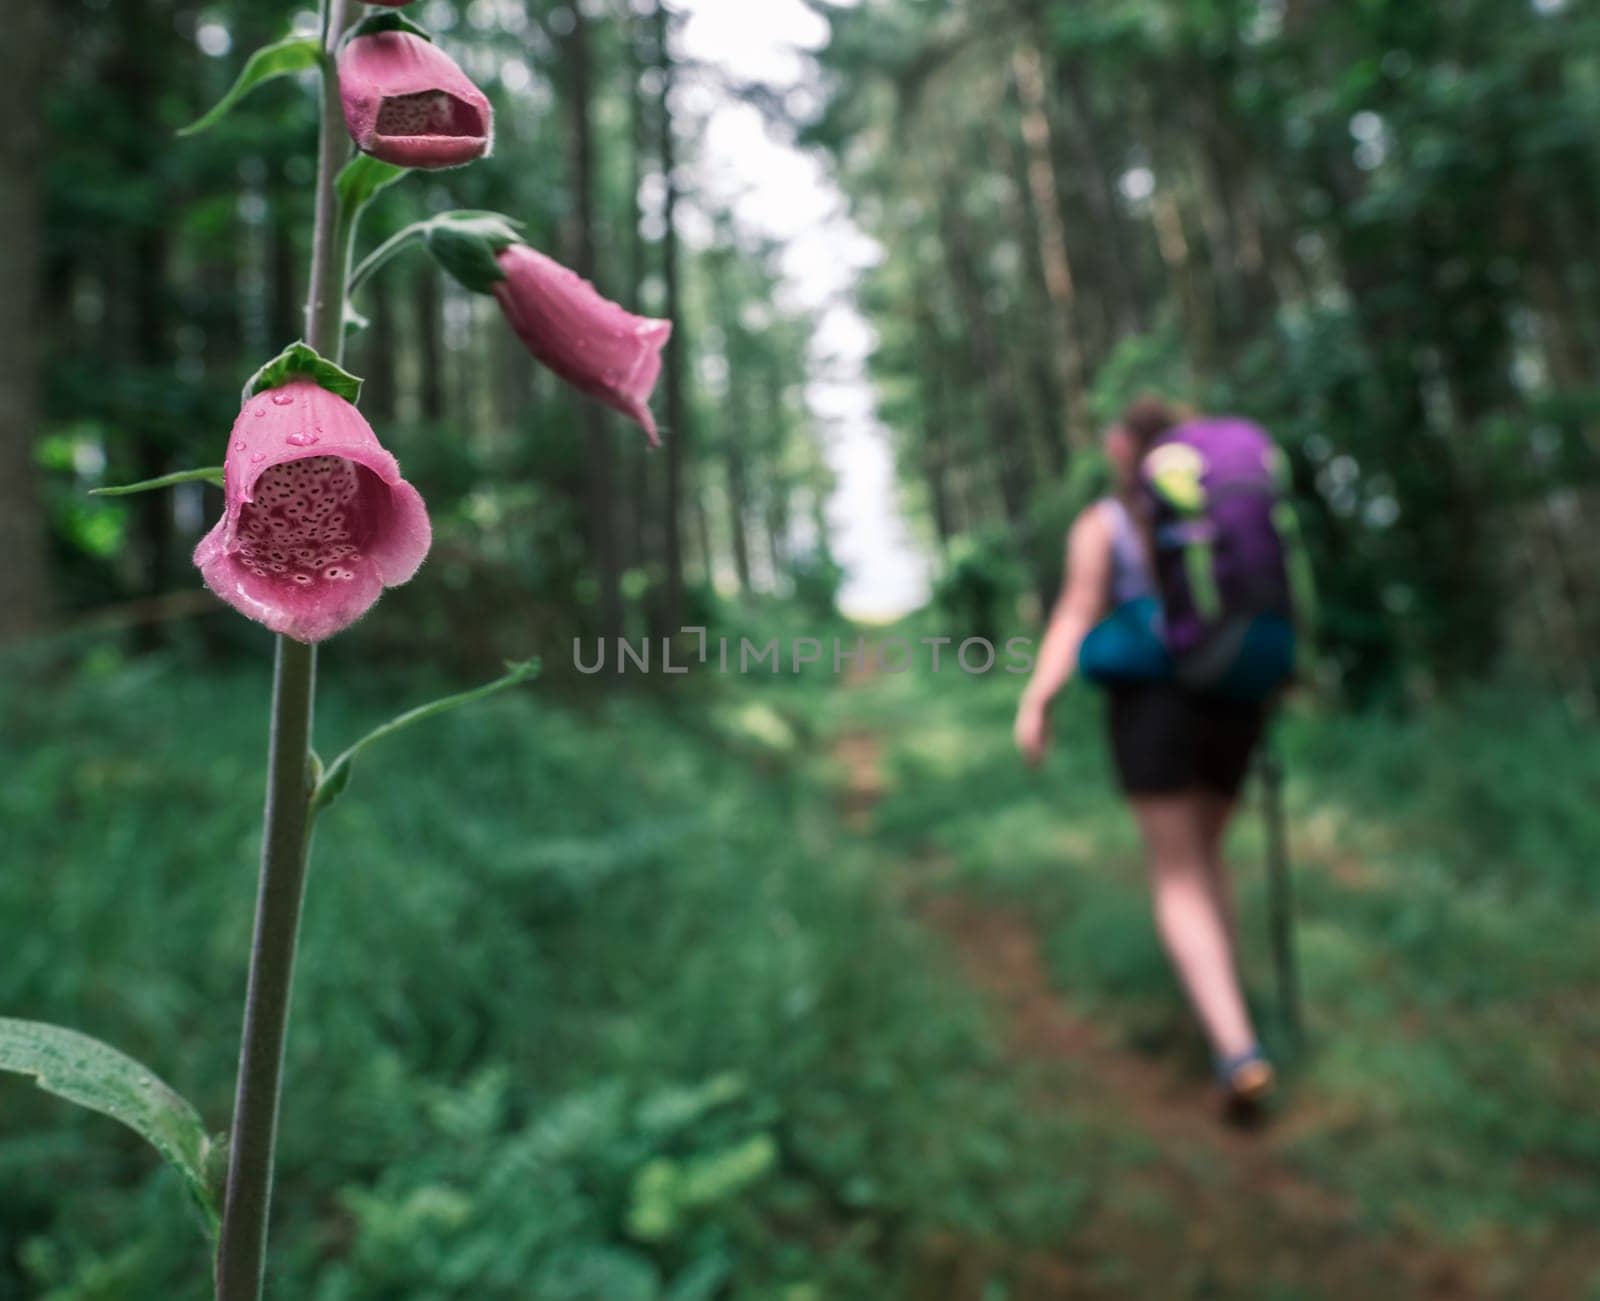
left=1260, top=745, right=1303, bottom=1053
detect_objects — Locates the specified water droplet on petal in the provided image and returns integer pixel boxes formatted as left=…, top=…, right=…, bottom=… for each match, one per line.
left=250, top=452, right=266, bottom=463
left=254, top=406, right=268, bottom=418
left=271, top=391, right=295, bottom=406
left=286, top=432, right=318, bottom=447
left=234, top=441, right=246, bottom=452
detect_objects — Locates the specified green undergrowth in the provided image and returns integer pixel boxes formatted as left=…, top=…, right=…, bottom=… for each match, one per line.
left=0, top=638, right=1076, bottom=1301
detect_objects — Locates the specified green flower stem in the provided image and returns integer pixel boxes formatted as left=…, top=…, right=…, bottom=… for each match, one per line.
left=214, top=2, right=352, bottom=1297
left=213, top=638, right=318, bottom=1301
left=345, top=219, right=434, bottom=299
left=306, top=16, right=357, bottom=361
left=311, top=659, right=541, bottom=815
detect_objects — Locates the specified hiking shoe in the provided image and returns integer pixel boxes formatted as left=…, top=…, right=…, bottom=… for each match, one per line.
left=1218, top=1050, right=1276, bottom=1124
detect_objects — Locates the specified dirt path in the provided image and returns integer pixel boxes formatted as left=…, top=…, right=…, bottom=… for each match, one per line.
left=830, top=723, right=1504, bottom=1301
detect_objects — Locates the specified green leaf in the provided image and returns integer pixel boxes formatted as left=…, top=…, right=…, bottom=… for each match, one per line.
left=347, top=11, right=433, bottom=42
left=178, top=36, right=323, bottom=137
left=0, top=1019, right=221, bottom=1235
left=313, top=659, right=541, bottom=815
left=336, top=156, right=411, bottom=217
left=626, top=1135, right=777, bottom=1244
left=534, top=1247, right=659, bottom=1301
left=242, top=341, right=364, bottom=406
left=90, top=467, right=224, bottom=497
left=664, top=1254, right=734, bottom=1301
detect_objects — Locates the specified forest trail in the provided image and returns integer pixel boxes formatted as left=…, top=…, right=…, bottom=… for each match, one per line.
left=828, top=705, right=1520, bottom=1301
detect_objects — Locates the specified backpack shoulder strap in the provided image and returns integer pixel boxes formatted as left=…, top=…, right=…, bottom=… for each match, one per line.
left=1142, top=439, right=1222, bottom=620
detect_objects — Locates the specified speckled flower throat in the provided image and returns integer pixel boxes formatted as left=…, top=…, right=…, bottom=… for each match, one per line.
left=374, top=90, right=480, bottom=138
left=235, top=457, right=366, bottom=587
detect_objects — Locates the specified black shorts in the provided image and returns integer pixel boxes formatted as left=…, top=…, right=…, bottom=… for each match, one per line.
left=1105, top=681, right=1268, bottom=799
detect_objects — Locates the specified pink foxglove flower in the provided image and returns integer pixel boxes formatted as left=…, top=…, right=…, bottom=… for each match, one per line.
left=194, top=378, right=431, bottom=644
left=339, top=31, right=492, bottom=169
left=492, top=244, right=672, bottom=446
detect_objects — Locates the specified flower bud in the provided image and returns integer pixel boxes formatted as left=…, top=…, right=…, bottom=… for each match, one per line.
left=492, top=245, right=672, bottom=445
left=339, top=30, right=492, bottom=169
left=194, top=378, right=431, bottom=643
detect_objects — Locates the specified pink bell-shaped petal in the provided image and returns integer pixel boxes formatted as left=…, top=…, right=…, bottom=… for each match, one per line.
left=194, top=378, right=432, bottom=644
left=492, top=244, right=672, bottom=446
left=339, top=31, right=493, bottom=169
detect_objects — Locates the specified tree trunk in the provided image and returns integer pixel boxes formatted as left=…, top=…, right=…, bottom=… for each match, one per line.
left=762, top=364, right=792, bottom=579
left=915, top=309, right=958, bottom=552
left=0, top=0, right=50, bottom=642
left=112, top=0, right=178, bottom=614
left=1053, top=55, right=1146, bottom=338
left=565, top=7, right=624, bottom=641
left=709, top=252, right=753, bottom=592
left=653, top=0, right=689, bottom=627
left=1010, top=42, right=1091, bottom=458
left=417, top=267, right=445, bottom=422
left=268, top=198, right=300, bottom=353
left=364, top=273, right=398, bottom=424
left=622, top=10, right=658, bottom=620
left=934, top=188, right=1030, bottom=530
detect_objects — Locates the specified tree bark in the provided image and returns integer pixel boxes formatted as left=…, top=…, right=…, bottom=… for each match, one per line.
left=1010, top=42, right=1091, bottom=457
left=709, top=251, right=753, bottom=592
left=762, top=363, right=792, bottom=579
left=934, top=187, right=1030, bottom=530
left=1052, top=56, right=1146, bottom=339
left=654, top=0, right=689, bottom=627
left=417, top=267, right=445, bottom=422
left=0, top=0, right=50, bottom=642
left=622, top=9, right=657, bottom=616
left=565, top=6, right=624, bottom=641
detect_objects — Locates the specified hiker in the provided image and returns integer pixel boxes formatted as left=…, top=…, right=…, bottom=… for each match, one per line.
left=1014, top=396, right=1306, bottom=1114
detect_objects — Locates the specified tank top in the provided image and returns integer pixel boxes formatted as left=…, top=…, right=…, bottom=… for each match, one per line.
left=1102, top=497, right=1155, bottom=605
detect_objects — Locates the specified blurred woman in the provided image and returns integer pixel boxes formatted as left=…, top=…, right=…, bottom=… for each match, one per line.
left=1013, top=397, right=1275, bottom=1114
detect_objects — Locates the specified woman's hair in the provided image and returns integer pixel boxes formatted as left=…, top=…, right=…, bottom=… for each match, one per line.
left=1113, top=396, right=1186, bottom=520
left=1120, top=395, right=1182, bottom=458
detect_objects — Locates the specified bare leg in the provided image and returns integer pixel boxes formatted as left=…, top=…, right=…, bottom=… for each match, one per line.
left=1131, top=794, right=1258, bottom=1064
left=1198, top=793, right=1240, bottom=955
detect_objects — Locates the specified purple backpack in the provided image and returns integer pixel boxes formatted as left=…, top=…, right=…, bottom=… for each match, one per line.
left=1140, top=418, right=1311, bottom=700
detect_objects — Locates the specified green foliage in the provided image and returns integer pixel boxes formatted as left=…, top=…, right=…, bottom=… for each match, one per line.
left=815, top=0, right=1600, bottom=700
left=312, top=658, right=540, bottom=814
left=787, top=550, right=845, bottom=622
left=178, top=35, right=324, bottom=137
left=335, top=157, right=410, bottom=218
left=33, top=0, right=828, bottom=648
left=933, top=531, right=1028, bottom=644
left=0, top=654, right=1078, bottom=1297
left=0, top=1019, right=220, bottom=1236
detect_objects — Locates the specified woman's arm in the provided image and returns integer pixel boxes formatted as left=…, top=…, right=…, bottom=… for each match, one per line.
left=1014, top=504, right=1113, bottom=766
